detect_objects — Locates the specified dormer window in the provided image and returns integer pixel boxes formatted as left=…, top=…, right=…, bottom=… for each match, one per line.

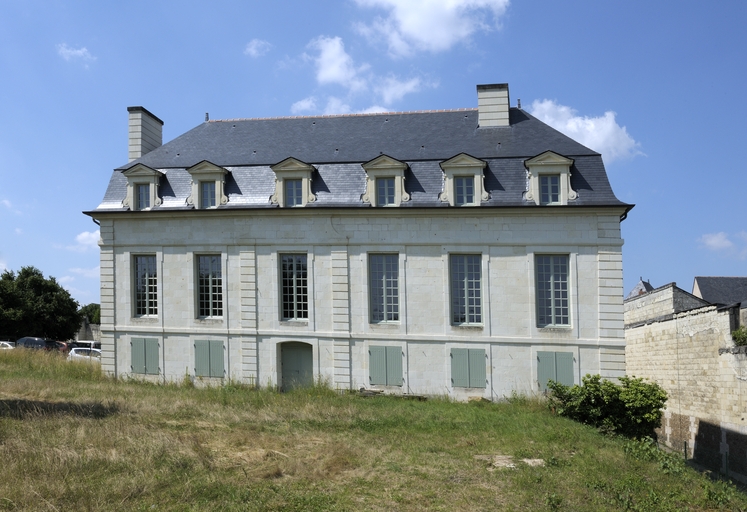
left=362, top=155, right=409, bottom=207
left=439, top=153, right=488, bottom=207
left=524, top=151, right=577, bottom=206
left=186, top=161, right=228, bottom=209
left=270, top=157, right=316, bottom=207
left=122, top=164, right=163, bottom=211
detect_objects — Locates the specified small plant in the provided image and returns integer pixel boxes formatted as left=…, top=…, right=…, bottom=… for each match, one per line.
left=732, top=325, right=747, bottom=346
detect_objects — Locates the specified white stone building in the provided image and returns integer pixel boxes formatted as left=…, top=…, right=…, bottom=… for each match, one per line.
left=87, top=83, right=631, bottom=399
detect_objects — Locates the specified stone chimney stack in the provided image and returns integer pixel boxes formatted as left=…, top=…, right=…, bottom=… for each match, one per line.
left=477, top=83, right=510, bottom=128
left=127, top=106, right=163, bottom=161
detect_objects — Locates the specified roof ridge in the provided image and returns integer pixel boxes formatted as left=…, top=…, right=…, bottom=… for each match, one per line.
left=209, top=108, right=478, bottom=123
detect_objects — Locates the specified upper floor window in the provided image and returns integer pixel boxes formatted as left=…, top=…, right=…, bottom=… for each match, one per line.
left=535, top=254, right=569, bottom=327
left=369, top=254, right=399, bottom=323
left=524, top=151, right=577, bottom=206
left=186, top=161, right=228, bottom=209
left=197, top=255, right=222, bottom=318
left=439, top=153, right=488, bottom=207
left=122, top=164, right=163, bottom=211
left=285, top=179, right=303, bottom=207
left=200, top=181, right=217, bottom=209
left=136, top=184, right=151, bottom=210
left=362, top=155, right=409, bottom=207
left=134, top=255, right=158, bottom=317
left=271, top=157, right=316, bottom=207
left=450, top=254, right=482, bottom=325
left=280, top=254, right=308, bottom=320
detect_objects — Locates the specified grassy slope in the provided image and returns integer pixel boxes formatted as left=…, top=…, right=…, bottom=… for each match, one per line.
left=0, top=350, right=744, bottom=511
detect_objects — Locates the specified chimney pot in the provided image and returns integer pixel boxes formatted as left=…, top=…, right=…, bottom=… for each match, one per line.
left=127, top=106, right=164, bottom=162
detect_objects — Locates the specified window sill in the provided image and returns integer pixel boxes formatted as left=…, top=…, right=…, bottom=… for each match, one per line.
left=369, top=321, right=401, bottom=328
left=451, top=324, right=484, bottom=331
left=279, top=320, right=309, bottom=327
left=537, top=325, right=572, bottom=332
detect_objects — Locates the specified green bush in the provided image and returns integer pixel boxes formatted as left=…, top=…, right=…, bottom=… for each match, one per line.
left=547, top=374, right=667, bottom=439
left=732, top=326, right=747, bottom=346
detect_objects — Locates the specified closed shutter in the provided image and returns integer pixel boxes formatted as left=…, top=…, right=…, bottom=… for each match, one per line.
left=145, top=338, right=159, bottom=375
left=369, top=346, right=386, bottom=385
left=131, top=338, right=145, bottom=374
left=451, top=348, right=469, bottom=388
left=195, top=340, right=210, bottom=377
left=468, top=349, right=486, bottom=388
left=209, top=340, right=224, bottom=378
left=537, top=351, right=555, bottom=391
left=555, top=352, right=574, bottom=387
left=385, top=346, right=403, bottom=386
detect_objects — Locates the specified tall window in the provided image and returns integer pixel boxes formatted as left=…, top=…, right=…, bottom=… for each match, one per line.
left=450, top=254, right=481, bottom=324
left=376, top=177, right=395, bottom=206
left=200, top=181, right=216, bottom=209
left=536, top=255, right=569, bottom=326
left=285, top=179, right=303, bottom=207
left=281, top=254, right=308, bottom=319
left=454, top=177, right=475, bottom=206
left=136, top=184, right=150, bottom=210
left=197, top=255, right=222, bottom=317
left=540, top=175, right=560, bottom=205
left=369, top=254, right=399, bottom=322
left=134, top=255, right=157, bottom=316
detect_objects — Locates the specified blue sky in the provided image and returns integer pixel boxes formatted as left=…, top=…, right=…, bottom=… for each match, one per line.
left=0, top=0, right=745, bottom=307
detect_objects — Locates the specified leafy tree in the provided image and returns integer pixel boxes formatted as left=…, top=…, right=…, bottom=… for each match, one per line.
left=0, top=266, right=82, bottom=341
left=79, top=303, right=101, bottom=324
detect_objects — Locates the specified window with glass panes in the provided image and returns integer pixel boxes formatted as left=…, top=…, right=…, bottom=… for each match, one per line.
left=454, top=176, right=475, bottom=205
left=535, top=255, right=569, bottom=326
left=376, top=177, right=395, bottom=206
left=197, top=255, right=222, bottom=317
left=369, top=254, right=399, bottom=322
left=136, top=184, right=150, bottom=210
left=285, top=179, right=303, bottom=207
left=281, top=254, right=308, bottom=319
left=539, top=175, right=560, bottom=205
left=200, top=181, right=216, bottom=208
left=134, top=255, right=157, bottom=316
left=450, top=254, right=481, bottom=324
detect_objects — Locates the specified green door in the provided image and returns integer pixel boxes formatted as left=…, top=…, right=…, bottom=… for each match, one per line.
left=281, top=342, right=313, bottom=391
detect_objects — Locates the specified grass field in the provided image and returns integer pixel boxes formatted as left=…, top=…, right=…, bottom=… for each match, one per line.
left=0, top=349, right=745, bottom=511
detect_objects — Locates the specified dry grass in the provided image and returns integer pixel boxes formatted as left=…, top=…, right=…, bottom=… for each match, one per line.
left=0, top=349, right=745, bottom=511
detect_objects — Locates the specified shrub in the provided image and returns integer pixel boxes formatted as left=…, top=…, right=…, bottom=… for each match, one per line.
left=732, top=326, right=747, bottom=346
left=547, top=374, right=667, bottom=439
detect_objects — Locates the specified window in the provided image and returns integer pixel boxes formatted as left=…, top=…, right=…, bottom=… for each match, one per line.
left=136, top=184, right=150, bottom=210
left=285, top=179, right=303, bottom=207
left=195, top=340, right=224, bottom=378
left=369, top=346, right=402, bottom=386
left=535, top=255, right=569, bottom=327
left=539, top=175, right=560, bottom=205
left=450, top=254, right=481, bottom=324
left=131, top=337, right=159, bottom=375
left=281, top=254, right=308, bottom=320
left=134, top=255, right=157, bottom=316
left=537, top=351, right=573, bottom=391
left=369, top=254, right=399, bottom=322
left=197, top=255, right=222, bottom=317
left=454, top=176, right=475, bottom=205
left=376, top=177, right=396, bottom=206
left=200, top=181, right=216, bottom=208
left=451, top=348, right=486, bottom=388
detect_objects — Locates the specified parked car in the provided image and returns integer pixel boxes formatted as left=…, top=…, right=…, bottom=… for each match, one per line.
left=72, top=340, right=101, bottom=350
left=67, top=348, right=101, bottom=363
left=0, top=341, right=14, bottom=350
left=15, top=337, right=48, bottom=350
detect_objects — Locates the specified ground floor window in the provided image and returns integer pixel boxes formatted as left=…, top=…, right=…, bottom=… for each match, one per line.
left=194, top=340, right=224, bottom=378
left=369, top=346, right=402, bottom=386
left=131, top=337, right=159, bottom=375
left=450, top=348, right=486, bottom=388
left=537, top=351, right=574, bottom=391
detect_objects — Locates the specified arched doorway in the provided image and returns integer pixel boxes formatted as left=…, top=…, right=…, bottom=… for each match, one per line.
left=280, top=342, right=313, bottom=391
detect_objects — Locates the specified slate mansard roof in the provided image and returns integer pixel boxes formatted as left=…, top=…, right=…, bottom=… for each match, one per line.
left=693, top=277, right=747, bottom=307
left=94, top=107, right=630, bottom=212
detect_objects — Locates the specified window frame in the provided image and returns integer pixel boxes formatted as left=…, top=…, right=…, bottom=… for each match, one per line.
left=361, top=155, right=409, bottom=207
left=280, top=253, right=309, bottom=320
left=270, top=157, right=316, bottom=208
left=136, top=183, right=150, bottom=210
left=285, top=178, right=304, bottom=207
left=195, top=339, right=225, bottom=378
left=524, top=151, right=577, bottom=206
left=200, top=181, right=217, bottom=209
left=539, top=174, right=560, bottom=205
left=535, top=254, right=570, bottom=327
left=376, top=177, right=396, bottom=206
left=438, top=153, right=488, bottom=207
left=451, top=348, right=486, bottom=388
left=454, top=176, right=476, bottom=206
left=131, top=337, right=159, bottom=375
left=196, top=254, right=223, bottom=318
left=449, top=254, right=482, bottom=325
left=186, top=161, right=228, bottom=209
left=122, top=164, right=163, bottom=211
left=133, top=255, right=158, bottom=317
left=369, top=345, right=403, bottom=386
left=368, top=253, right=399, bottom=323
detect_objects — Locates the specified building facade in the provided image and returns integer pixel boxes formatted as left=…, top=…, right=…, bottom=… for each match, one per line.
left=88, top=83, right=631, bottom=399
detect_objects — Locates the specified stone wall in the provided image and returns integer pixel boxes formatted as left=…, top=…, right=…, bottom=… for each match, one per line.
left=624, top=282, right=709, bottom=326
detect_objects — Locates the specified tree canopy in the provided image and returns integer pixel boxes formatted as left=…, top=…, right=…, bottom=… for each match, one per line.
left=79, top=303, right=100, bottom=325
left=0, top=266, right=82, bottom=341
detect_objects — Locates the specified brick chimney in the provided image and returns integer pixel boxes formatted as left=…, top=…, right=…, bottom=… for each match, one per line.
left=477, top=83, right=510, bottom=128
left=127, top=106, right=163, bottom=161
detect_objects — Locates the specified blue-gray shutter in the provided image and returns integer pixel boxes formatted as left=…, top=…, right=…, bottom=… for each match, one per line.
left=555, top=352, right=574, bottom=387
left=209, top=340, right=224, bottom=378
left=145, top=338, right=159, bottom=375
left=369, top=346, right=386, bottom=385
left=131, top=338, right=145, bottom=374
left=385, top=346, right=403, bottom=386
left=451, top=348, right=469, bottom=388
left=195, top=340, right=210, bottom=377
left=468, top=349, right=486, bottom=388
left=537, top=351, right=555, bottom=391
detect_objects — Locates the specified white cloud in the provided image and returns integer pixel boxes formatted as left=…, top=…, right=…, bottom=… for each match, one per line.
left=308, top=36, right=368, bottom=92
left=1, top=199, right=21, bottom=215
left=14, top=228, right=21, bottom=235
left=376, top=76, right=421, bottom=105
left=323, top=97, right=352, bottom=115
left=699, top=232, right=733, bottom=251
left=358, top=105, right=389, bottom=114
left=57, top=44, right=96, bottom=66
left=291, top=96, right=318, bottom=114
left=244, top=39, right=272, bottom=58
left=0, top=260, right=6, bottom=272
left=355, top=0, right=510, bottom=57
left=66, top=230, right=100, bottom=252
left=529, top=99, right=642, bottom=164
left=58, top=275, right=75, bottom=284
left=70, top=266, right=100, bottom=279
